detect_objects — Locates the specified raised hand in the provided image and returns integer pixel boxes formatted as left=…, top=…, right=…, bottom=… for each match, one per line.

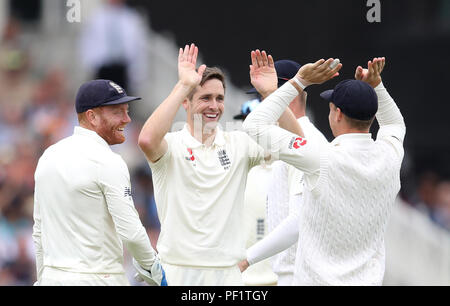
left=178, top=43, right=207, bottom=88
left=249, top=49, right=278, bottom=98
left=296, top=58, right=342, bottom=87
left=355, top=57, right=385, bottom=88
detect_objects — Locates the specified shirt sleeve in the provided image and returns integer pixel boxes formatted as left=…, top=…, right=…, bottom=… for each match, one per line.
left=246, top=134, right=268, bottom=169
left=32, top=176, right=43, bottom=284
left=298, top=116, right=329, bottom=146
left=99, top=155, right=156, bottom=270
left=243, top=82, right=322, bottom=176
left=374, top=82, right=406, bottom=159
left=247, top=206, right=300, bottom=265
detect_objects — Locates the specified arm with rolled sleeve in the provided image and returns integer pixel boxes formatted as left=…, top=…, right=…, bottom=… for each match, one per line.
left=99, top=155, right=156, bottom=271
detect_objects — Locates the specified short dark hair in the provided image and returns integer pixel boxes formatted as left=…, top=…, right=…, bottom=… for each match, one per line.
left=188, top=67, right=226, bottom=100
left=343, top=114, right=375, bottom=131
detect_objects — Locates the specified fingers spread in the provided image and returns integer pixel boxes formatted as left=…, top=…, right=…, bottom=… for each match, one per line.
left=313, top=59, right=326, bottom=68
left=319, top=58, right=335, bottom=73
left=368, top=61, right=374, bottom=76
left=268, top=55, right=275, bottom=68
left=197, top=64, right=206, bottom=77
left=255, top=49, right=262, bottom=68
left=183, top=44, right=189, bottom=60
left=251, top=51, right=258, bottom=68
left=261, top=50, right=268, bottom=67
left=355, top=66, right=363, bottom=80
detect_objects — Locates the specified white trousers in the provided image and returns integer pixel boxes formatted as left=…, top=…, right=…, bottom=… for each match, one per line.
left=39, top=267, right=130, bottom=286
left=162, top=262, right=243, bottom=286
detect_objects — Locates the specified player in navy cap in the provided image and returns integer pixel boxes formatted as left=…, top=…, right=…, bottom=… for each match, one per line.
left=33, top=79, right=166, bottom=286
left=242, top=54, right=405, bottom=286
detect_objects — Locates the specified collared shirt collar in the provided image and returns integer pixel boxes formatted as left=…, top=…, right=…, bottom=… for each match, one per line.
left=331, top=133, right=373, bottom=147
left=181, top=124, right=225, bottom=149
left=74, top=126, right=111, bottom=150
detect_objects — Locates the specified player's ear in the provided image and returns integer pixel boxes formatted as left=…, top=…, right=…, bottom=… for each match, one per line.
left=85, top=109, right=98, bottom=126
left=336, top=107, right=344, bottom=122
left=182, top=98, right=189, bottom=110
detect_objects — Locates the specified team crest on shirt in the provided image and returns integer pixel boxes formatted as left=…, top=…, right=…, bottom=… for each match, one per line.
left=217, top=149, right=231, bottom=170
left=288, top=136, right=307, bottom=150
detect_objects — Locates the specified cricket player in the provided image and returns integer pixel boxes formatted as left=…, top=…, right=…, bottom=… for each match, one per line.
left=234, top=100, right=278, bottom=286
left=138, top=44, right=270, bottom=285
left=33, top=80, right=165, bottom=286
left=242, top=53, right=405, bottom=285
left=243, top=54, right=315, bottom=285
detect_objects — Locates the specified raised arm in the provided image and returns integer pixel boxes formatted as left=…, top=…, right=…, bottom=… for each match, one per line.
left=138, top=44, right=206, bottom=162
left=243, top=56, right=342, bottom=174
left=249, top=50, right=302, bottom=136
left=355, top=57, right=405, bottom=156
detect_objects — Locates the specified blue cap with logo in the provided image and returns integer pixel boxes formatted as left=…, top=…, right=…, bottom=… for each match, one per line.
left=247, top=59, right=301, bottom=95
left=320, top=79, right=378, bottom=121
left=75, top=79, right=141, bottom=113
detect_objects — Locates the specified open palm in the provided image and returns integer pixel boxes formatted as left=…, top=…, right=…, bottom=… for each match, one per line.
left=178, top=43, right=206, bottom=88
left=355, top=57, right=385, bottom=88
left=249, top=50, right=278, bottom=97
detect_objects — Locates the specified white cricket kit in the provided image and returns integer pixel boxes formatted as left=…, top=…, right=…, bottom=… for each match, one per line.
left=148, top=125, right=265, bottom=285
left=33, top=126, right=156, bottom=285
left=242, top=164, right=278, bottom=286
left=244, top=81, right=405, bottom=285
left=266, top=160, right=303, bottom=286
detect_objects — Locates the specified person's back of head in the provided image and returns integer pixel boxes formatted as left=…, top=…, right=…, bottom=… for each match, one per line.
left=320, top=79, right=378, bottom=136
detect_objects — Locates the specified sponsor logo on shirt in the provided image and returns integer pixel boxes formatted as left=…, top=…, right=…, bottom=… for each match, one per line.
left=288, top=136, right=307, bottom=149
left=124, top=186, right=132, bottom=197
left=185, top=148, right=196, bottom=167
left=185, top=148, right=195, bottom=161
left=217, top=149, right=231, bottom=170
left=257, top=218, right=265, bottom=240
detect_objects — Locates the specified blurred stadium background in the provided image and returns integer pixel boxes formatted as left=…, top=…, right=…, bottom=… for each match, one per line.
left=0, top=0, right=449, bottom=286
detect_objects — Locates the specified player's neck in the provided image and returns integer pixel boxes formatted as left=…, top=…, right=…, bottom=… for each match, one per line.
left=187, top=123, right=217, bottom=146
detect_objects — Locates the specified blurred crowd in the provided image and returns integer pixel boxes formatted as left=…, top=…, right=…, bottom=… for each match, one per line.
left=0, top=1, right=449, bottom=286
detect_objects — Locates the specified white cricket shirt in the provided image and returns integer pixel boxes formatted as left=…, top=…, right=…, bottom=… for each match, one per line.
left=244, top=81, right=405, bottom=285
left=242, top=164, right=278, bottom=285
left=148, top=125, right=265, bottom=267
left=33, top=126, right=155, bottom=281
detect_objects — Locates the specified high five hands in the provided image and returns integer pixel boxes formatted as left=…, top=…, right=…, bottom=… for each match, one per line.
left=249, top=50, right=278, bottom=99
left=296, top=58, right=343, bottom=87
left=355, top=57, right=385, bottom=88
left=178, top=43, right=206, bottom=89
left=249, top=49, right=343, bottom=91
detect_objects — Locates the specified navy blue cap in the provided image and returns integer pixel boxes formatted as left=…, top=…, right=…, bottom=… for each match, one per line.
left=320, top=80, right=378, bottom=121
left=247, top=59, right=301, bottom=94
left=75, top=79, right=141, bottom=113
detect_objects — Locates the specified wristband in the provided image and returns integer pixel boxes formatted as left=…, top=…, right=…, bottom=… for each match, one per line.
left=292, top=77, right=307, bottom=90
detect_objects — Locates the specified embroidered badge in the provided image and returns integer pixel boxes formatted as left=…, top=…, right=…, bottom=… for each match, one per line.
left=109, top=81, right=124, bottom=94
